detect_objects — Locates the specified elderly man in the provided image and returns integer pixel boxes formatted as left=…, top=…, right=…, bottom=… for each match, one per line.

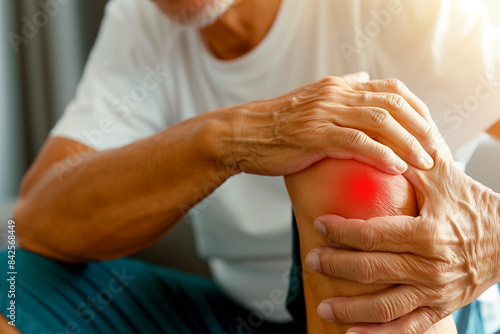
left=3, top=0, right=500, bottom=333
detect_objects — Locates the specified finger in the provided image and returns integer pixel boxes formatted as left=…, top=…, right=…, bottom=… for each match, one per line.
left=345, top=307, right=440, bottom=334
left=404, top=149, right=455, bottom=196
left=330, top=106, right=432, bottom=170
left=325, top=127, right=408, bottom=175
left=306, top=247, right=423, bottom=285
left=318, top=285, right=424, bottom=324
left=314, top=215, right=417, bottom=253
left=350, top=78, right=432, bottom=123
left=342, top=71, right=370, bottom=83
left=346, top=90, right=436, bottom=168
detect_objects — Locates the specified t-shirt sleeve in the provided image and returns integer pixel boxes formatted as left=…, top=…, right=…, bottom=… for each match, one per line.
left=50, top=0, right=170, bottom=151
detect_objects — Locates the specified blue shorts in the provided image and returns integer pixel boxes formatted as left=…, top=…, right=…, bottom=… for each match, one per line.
left=0, top=215, right=485, bottom=333
left=0, top=249, right=305, bottom=333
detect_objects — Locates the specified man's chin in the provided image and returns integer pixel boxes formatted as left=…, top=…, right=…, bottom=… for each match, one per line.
left=164, top=0, right=235, bottom=29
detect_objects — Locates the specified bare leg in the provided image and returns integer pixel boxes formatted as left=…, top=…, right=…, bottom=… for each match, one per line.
left=285, top=159, right=456, bottom=334
left=0, top=315, right=20, bottom=334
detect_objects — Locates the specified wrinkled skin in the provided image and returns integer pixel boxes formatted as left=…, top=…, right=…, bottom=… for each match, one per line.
left=14, top=73, right=440, bottom=263
left=224, top=74, right=437, bottom=177
left=308, top=147, right=500, bottom=334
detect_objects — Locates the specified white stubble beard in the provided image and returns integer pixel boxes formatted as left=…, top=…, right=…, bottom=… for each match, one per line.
left=165, top=0, right=237, bottom=28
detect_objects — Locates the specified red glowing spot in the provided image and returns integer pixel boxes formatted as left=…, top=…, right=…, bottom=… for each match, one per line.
left=349, top=173, right=379, bottom=203
left=317, top=159, right=392, bottom=220
left=335, top=167, right=384, bottom=215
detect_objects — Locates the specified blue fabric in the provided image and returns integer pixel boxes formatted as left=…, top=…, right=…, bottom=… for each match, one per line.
left=0, top=221, right=488, bottom=333
left=0, top=249, right=304, bottom=334
left=453, top=301, right=485, bottom=334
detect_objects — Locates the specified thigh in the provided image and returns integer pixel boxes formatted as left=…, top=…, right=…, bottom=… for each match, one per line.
left=0, top=249, right=302, bottom=334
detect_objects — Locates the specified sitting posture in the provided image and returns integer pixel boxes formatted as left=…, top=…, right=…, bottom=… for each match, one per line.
left=285, top=159, right=457, bottom=334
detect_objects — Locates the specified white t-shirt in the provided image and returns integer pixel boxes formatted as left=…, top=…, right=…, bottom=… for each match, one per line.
left=50, top=0, right=500, bottom=326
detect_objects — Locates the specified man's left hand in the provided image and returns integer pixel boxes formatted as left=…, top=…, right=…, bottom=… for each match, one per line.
left=306, top=149, right=500, bottom=334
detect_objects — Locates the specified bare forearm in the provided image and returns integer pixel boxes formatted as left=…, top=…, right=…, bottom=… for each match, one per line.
left=14, top=109, right=235, bottom=262
left=14, top=75, right=443, bottom=263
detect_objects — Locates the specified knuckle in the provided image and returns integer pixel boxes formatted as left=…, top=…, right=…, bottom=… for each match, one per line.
left=334, top=304, right=355, bottom=323
left=373, top=146, right=392, bottom=164
left=418, top=227, right=438, bottom=252
left=356, top=258, right=376, bottom=284
left=411, top=308, right=440, bottom=334
left=432, top=262, right=454, bottom=287
left=417, top=259, right=452, bottom=290
left=344, top=131, right=367, bottom=150
left=367, top=108, right=389, bottom=128
left=307, top=106, right=327, bottom=117
left=360, top=91, right=372, bottom=104
left=321, top=76, right=340, bottom=86
left=322, top=86, right=339, bottom=96
left=424, top=234, right=450, bottom=261
left=384, top=78, right=406, bottom=93
left=379, top=147, right=392, bottom=162
left=437, top=284, right=457, bottom=300
left=403, top=134, right=419, bottom=151
left=324, top=260, right=339, bottom=277
left=314, top=84, right=341, bottom=100
left=374, top=299, right=396, bottom=322
left=358, top=226, right=379, bottom=251
left=385, top=94, right=405, bottom=110
left=420, top=123, right=435, bottom=139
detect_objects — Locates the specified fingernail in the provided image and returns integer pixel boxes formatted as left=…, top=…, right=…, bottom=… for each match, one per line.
left=395, top=157, right=407, bottom=172
left=317, top=303, right=335, bottom=321
left=314, top=219, right=327, bottom=236
left=347, top=332, right=360, bottom=334
left=420, top=150, right=434, bottom=169
left=305, top=252, right=320, bottom=272
left=410, top=149, right=434, bottom=170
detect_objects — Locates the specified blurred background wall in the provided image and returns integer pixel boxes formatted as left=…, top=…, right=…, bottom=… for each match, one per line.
left=0, top=0, right=107, bottom=200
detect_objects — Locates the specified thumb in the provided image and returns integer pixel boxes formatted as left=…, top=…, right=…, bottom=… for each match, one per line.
left=341, top=71, right=370, bottom=82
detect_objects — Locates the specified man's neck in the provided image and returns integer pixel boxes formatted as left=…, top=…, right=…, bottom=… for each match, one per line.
left=199, top=0, right=282, bottom=60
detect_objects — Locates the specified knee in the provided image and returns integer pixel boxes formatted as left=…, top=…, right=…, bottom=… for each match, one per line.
left=286, top=159, right=418, bottom=221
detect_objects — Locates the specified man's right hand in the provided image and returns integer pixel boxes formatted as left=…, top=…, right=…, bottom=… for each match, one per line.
left=15, top=73, right=440, bottom=263
left=217, top=74, right=438, bottom=177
